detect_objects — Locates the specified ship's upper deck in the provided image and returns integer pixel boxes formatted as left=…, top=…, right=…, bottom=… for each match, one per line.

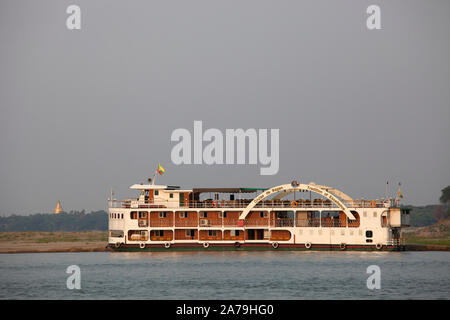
left=109, top=182, right=401, bottom=210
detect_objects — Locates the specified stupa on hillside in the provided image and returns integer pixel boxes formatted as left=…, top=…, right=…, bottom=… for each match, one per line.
left=54, top=200, right=63, bottom=214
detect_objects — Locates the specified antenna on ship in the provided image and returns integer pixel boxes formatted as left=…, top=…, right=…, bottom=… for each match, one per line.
left=108, top=188, right=115, bottom=207
left=151, top=170, right=157, bottom=185
left=385, top=181, right=389, bottom=200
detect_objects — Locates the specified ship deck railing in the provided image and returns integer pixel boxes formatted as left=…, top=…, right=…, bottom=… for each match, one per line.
left=110, top=199, right=399, bottom=210
left=387, top=238, right=406, bottom=246
left=138, top=218, right=357, bottom=228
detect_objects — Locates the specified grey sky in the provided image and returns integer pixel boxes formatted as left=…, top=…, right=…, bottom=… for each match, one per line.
left=1, top=0, right=449, bottom=215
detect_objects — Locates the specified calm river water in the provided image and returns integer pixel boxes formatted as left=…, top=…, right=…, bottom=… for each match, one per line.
left=0, top=251, right=448, bottom=299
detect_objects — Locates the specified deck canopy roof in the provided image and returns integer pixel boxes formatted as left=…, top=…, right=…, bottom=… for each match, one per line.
left=192, top=187, right=267, bottom=194
left=130, top=184, right=167, bottom=190
left=130, top=185, right=267, bottom=193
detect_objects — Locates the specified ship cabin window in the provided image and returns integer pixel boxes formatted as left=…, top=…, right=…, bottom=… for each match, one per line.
left=155, top=230, right=164, bottom=237
left=381, top=213, right=388, bottom=227
left=179, top=212, right=187, bottom=218
left=365, top=230, right=373, bottom=243
left=208, top=230, right=217, bottom=237
left=139, top=212, right=148, bottom=219
left=121, top=214, right=123, bottom=219
left=401, top=209, right=411, bottom=216
left=231, top=230, right=240, bottom=237
left=260, top=212, right=268, bottom=218
left=200, top=212, right=208, bottom=218
left=128, top=230, right=148, bottom=241
left=110, top=230, right=124, bottom=238
left=159, top=212, right=167, bottom=218
left=169, top=193, right=173, bottom=198
left=185, top=230, right=195, bottom=237
left=155, top=190, right=159, bottom=196
left=220, top=212, right=227, bottom=218
left=130, top=211, right=138, bottom=219
left=276, top=212, right=288, bottom=219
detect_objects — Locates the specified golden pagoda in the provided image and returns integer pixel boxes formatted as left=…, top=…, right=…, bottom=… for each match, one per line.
left=54, top=200, right=63, bottom=214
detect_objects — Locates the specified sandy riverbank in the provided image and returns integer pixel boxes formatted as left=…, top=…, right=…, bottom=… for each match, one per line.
left=0, top=241, right=109, bottom=253
left=0, top=231, right=110, bottom=253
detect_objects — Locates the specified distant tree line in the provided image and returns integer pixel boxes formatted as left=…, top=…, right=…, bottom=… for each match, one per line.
left=440, top=186, right=450, bottom=204
left=434, top=186, right=450, bottom=221
left=407, top=205, right=439, bottom=227
left=0, top=210, right=107, bottom=232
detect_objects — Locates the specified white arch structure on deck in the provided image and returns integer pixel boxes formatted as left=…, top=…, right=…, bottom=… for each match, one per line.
left=238, top=183, right=356, bottom=221
left=271, top=183, right=353, bottom=202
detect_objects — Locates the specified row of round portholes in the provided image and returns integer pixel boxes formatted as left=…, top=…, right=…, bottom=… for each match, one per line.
left=114, top=242, right=384, bottom=250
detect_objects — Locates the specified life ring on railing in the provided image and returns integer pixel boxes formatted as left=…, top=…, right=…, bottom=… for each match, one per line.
left=203, top=242, right=210, bottom=248
left=139, top=243, right=146, bottom=249
left=291, top=201, right=298, bottom=208
left=369, top=200, right=376, bottom=208
left=272, top=242, right=279, bottom=249
left=305, top=242, right=312, bottom=249
left=114, top=242, right=121, bottom=248
left=164, top=242, right=171, bottom=249
left=234, top=242, right=241, bottom=248
left=212, top=201, right=218, bottom=208
left=340, top=243, right=346, bottom=250
left=376, top=243, right=383, bottom=250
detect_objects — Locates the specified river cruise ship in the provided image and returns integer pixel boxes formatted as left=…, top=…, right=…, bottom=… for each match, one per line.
left=107, top=180, right=410, bottom=251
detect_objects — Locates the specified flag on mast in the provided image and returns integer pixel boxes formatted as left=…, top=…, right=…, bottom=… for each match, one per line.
left=157, top=163, right=165, bottom=175
left=398, top=183, right=404, bottom=199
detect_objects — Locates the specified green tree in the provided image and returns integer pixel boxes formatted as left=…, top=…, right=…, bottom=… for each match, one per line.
left=439, top=186, right=450, bottom=204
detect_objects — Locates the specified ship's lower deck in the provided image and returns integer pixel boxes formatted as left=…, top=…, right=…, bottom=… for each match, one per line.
left=108, top=242, right=405, bottom=252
